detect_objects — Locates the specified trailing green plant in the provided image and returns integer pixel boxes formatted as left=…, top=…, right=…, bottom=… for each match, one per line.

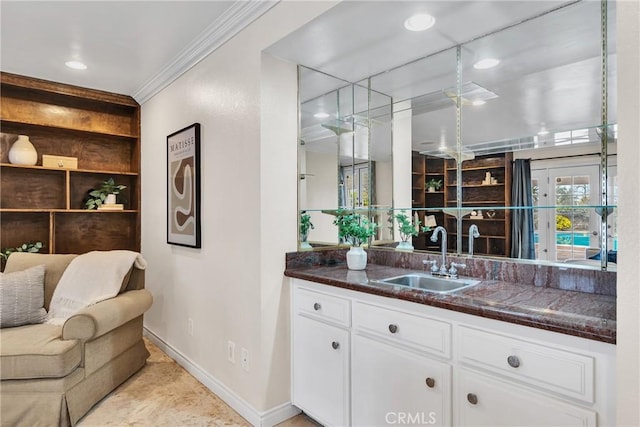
left=300, top=212, right=314, bottom=238
left=333, top=209, right=378, bottom=247
left=426, top=179, right=443, bottom=190
left=0, top=241, right=44, bottom=261
left=84, top=178, right=126, bottom=210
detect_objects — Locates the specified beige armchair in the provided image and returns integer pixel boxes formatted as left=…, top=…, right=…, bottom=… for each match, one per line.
left=0, top=253, right=153, bottom=426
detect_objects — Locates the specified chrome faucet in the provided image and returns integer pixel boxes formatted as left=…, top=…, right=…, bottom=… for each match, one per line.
left=430, top=226, right=448, bottom=275
left=468, top=224, right=480, bottom=256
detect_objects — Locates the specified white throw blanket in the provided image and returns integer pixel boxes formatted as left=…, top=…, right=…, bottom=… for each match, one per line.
left=47, top=250, right=147, bottom=325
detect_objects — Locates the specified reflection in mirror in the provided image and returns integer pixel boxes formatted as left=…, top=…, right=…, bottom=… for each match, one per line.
left=363, top=79, right=394, bottom=245
left=298, top=66, right=352, bottom=247
left=294, top=1, right=616, bottom=271
left=299, top=67, right=395, bottom=249
left=383, top=1, right=615, bottom=269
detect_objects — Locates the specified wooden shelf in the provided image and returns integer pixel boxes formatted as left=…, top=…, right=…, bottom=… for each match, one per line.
left=1, top=72, right=138, bottom=108
left=0, top=119, right=138, bottom=139
left=1, top=72, right=141, bottom=261
left=451, top=183, right=503, bottom=188
left=0, top=209, right=138, bottom=213
left=449, top=233, right=507, bottom=239
left=1, top=163, right=138, bottom=176
left=412, top=151, right=512, bottom=255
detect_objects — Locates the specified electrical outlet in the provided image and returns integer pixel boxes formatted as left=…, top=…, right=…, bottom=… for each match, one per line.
left=227, top=341, right=236, bottom=364
left=188, top=318, right=194, bottom=336
left=241, top=348, right=249, bottom=371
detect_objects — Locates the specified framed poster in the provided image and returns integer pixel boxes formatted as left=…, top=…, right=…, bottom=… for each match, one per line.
left=167, top=123, right=201, bottom=248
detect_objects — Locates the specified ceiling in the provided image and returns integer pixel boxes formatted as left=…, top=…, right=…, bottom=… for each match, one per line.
left=0, top=1, right=275, bottom=103
left=266, top=0, right=616, bottom=158
left=266, top=0, right=571, bottom=99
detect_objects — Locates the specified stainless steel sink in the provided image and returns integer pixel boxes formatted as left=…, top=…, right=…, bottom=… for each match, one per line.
left=377, top=273, right=481, bottom=294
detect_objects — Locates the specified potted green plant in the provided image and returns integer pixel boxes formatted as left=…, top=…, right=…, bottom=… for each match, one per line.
left=395, top=211, right=419, bottom=251
left=299, top=211, right=314, bottom=249
left=333, top=209, right=378, bottom=270
left=426, top=178, right=443, bottom=192
left=84, top=178, right=127, bottom=210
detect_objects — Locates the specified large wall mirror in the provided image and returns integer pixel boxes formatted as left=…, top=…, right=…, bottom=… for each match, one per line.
left=272, top=0, right=617, bottom=271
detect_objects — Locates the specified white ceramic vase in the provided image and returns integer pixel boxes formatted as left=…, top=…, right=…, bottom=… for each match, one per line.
left=346, top=246, right=367, bottom=270
left=105, top=194, right=117, bottom=205
left=8, top=135, right=37, bottom=166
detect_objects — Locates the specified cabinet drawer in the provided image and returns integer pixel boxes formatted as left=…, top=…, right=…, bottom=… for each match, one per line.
left=458, top=326, right=594, bottom=402
left=353, top=302, right=451, bottom=358
left=457, top=368, right=596, bottom=427
left=294, top=287, right=351, bottom=327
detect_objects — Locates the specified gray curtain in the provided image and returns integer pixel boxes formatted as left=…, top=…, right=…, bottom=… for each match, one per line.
left=339, top=167, right=346, bottom=208
left=369, top=161, right=376, bottom=207
left=510, top=159, right=535, bottom=259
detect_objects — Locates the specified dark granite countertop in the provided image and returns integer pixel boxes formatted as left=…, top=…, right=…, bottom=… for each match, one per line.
left=285, top=263, right=616, bottom=344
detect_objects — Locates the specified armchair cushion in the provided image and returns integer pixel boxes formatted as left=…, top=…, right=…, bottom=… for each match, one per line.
left=0, top=323, right=81, bottom=380
left=62, top=289, right=153, bottom=341
left=0, top=264, right=47, bottom=328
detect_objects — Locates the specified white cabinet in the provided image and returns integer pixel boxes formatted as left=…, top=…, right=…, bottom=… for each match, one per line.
left=457, top=325, right=594, bottom=403
left=351, top=300, right=452, bottom=426
left=290, top=279, right=615, bottom=427
left=292, top=287, right=350, bottom=427
left=352, top=333, right=451, bottom=427
left=456, top=368, right=596, bottom=427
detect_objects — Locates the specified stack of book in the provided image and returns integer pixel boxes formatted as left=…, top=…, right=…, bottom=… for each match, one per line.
left=98, top=204, right=124, bottom=211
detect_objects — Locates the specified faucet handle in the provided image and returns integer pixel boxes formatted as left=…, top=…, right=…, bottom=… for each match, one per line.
left=448, top=262, right=466, bottom=276
left=423, top=259, right=439, bottom=273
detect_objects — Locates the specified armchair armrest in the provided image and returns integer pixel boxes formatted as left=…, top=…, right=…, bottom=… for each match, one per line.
left=62, top=289, right=153, bottom=341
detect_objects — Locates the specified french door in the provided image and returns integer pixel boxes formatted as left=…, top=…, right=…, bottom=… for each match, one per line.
left=532, top=165, right=600, bottom=262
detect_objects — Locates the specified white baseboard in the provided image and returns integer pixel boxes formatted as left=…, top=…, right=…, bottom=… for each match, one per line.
left=143, top=328, right=300, bottom=427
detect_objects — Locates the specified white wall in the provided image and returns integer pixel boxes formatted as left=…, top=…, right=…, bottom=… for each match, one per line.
left=140, top=0, right=639, bottom=423
left=140, top=0, right=338, bottom=420
left=616, top=0, right=640, bottom=424
left=304, top=151, right=339, bottom=243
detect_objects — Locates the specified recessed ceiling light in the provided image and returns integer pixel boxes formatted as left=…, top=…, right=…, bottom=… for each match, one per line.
left=472, top=100, right=486, bottom=106
left=404, top=13, right=436, bottom=32
left=314, top=112, right=330, bottom=119
left=473, top=58, right=500, bottom=70
left=65, top=60, right=87, bottom=70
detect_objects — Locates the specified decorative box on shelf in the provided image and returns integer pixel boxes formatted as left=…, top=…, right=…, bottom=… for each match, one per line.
left=42, top=155, right=78, bottom=169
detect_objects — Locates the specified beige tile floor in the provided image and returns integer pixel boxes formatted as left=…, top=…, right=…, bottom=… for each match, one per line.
left=78, top=338, right=320, bottom=427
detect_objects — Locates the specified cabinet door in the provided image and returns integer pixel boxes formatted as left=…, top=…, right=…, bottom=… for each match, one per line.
left=292, top=314, right=349, bottom=427
left=456, top=368, right=596, bottom=427
left=352, top=334, right=451, bottom=427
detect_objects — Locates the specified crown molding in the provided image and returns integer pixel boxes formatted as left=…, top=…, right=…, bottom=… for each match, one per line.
left=133, top=0, right=279, bottom=104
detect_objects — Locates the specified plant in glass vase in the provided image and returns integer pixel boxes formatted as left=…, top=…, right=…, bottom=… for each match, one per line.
left=299, top=211, right=314, bottom=249
left=333, top=209, right=378, bottom=270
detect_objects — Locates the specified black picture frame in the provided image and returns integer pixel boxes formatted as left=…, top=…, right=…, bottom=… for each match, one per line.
left=167, top=123, right=201, bottom=248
